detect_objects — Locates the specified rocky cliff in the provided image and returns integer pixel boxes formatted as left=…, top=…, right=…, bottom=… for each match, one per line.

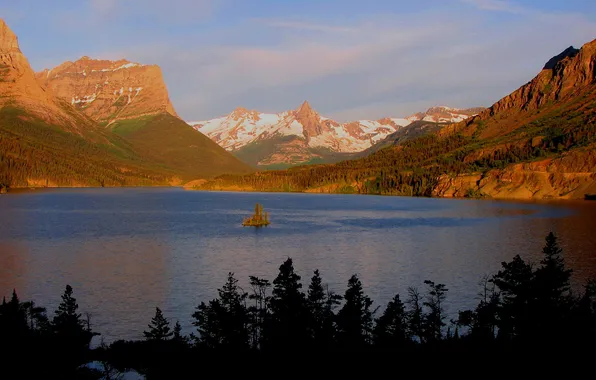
left=0, top=19, right=96, bottom=131
left=36, top=57, right=178, bottom=125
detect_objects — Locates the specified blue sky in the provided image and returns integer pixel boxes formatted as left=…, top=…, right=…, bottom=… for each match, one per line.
left=2, top=0, right=595, bottom=121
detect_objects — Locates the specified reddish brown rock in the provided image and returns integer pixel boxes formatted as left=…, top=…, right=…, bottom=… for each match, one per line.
left=36, top=56, right=178, bottom=125
left=0, top=19, right=98, bottom=131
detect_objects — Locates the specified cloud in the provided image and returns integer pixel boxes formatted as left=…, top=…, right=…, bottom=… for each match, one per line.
left=460, top=0, right=526, bottom=13
left=261, top=20, right=356, bottom=34
left=20, top=1, right=596, bottom=123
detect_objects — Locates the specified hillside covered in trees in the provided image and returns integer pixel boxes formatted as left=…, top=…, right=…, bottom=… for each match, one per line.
left=192, top=39, right=596, bottom=200
left=2, top=232, right=595, bottom=378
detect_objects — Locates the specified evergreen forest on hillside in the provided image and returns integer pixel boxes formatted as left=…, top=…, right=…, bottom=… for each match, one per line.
left=2, top=232, right=596, bottom=378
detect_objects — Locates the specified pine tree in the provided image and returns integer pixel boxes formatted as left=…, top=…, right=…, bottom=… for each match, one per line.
left=53, top=285, right=84, bottom=336
left=423, top=280, right=448, bottom=343
left=248, top=275, right=271, bottom=349
left=532, top=232, right=573, bottom=341
left=336, top=274, right=375, bottom=351
left=406, top=287, right=424, bottom=343
left=492, top=255, right=533, bottom=341
left=51, top=285, right=94, bottom=376
left=192, top=273, right=249, bottom=350
left=307, top=270, right=341, bottom=349
left=144, top=307, right=173, bottom=341
left=266, top=258, right=308, bottom=351
left=373, top=294, right=408, bottom=350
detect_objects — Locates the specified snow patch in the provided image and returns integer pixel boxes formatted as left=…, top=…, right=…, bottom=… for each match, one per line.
left=71, top=93, right=97, bottom=105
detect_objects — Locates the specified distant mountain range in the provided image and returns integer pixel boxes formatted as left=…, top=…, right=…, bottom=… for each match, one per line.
left=191, top=38, right=596, bottom=200
left=189, top=104, right=483, bottom=168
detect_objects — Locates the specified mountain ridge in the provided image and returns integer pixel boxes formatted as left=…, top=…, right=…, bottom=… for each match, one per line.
left=189, top=104, right=483, bottom=168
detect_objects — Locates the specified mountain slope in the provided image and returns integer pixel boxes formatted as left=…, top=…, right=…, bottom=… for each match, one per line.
left=38, top=56, right=252, bottom=179
left=110, top=113, right=253, bottom=179
left=0, top=19, right=251, bottom=188
left=190, top=103, right=481, bottom=168
left=191, top=39, right=596, bottom=200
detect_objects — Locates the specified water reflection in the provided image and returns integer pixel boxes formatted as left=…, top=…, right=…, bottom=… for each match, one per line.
left=0, top=189, right=595, bottom=342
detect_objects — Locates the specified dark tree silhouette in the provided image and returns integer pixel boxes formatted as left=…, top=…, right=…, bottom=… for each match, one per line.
left=423, top=280, right=448, bottom=343
left=406, top=286, right=424, bottom=343
left=336, top=274, right=375, bottom=351
left=492, top=255, right=534, bottom=342
left=248, top=275, right=271, bottom=350
left=266, top=258, right=309, bottom=351
left=307, top=269, right=342, bottom=350
left=373, top=294, right=408, bottom=351
left=192, top=272, right=250, bottom=350
left=144, top=307, right=173, bottom=341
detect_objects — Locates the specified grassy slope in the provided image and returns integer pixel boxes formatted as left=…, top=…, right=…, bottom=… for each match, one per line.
left=111, top=113, right=253, bottom=180
left=233, top=135, right=355, bottom=169
left=0, top=106, right=172, bottom=187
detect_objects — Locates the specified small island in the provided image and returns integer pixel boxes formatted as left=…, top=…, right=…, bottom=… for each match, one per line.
left=242, top=203, right=270, bottom=227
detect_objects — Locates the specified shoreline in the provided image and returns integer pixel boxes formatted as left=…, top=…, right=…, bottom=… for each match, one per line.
left=2, top=184, right=594, bottom=204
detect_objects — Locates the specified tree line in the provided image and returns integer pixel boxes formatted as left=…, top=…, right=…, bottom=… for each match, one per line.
left=1, top=232, right=595, bottom=378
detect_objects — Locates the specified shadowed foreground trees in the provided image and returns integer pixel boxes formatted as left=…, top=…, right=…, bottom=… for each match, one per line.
left=1, top=232, right=596, bottom=378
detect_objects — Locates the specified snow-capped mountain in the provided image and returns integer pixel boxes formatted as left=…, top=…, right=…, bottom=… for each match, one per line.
left=188, top=103, right=483, bottom=167
left=190, top=101, right=410, bottom=153
left=405, top=106, right=486, bottom=123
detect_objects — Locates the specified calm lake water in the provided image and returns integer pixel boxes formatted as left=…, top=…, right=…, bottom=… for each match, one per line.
left=1, top=188, right=595, bottom=342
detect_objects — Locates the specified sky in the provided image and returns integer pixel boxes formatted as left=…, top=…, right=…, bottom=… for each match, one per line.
left=2, top=0, right=596, bottom=122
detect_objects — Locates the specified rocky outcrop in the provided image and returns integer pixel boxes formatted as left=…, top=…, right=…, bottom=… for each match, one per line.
left=449, top=39, right=596, bottom=139
left=433, top=145, right=596, bottom=199
left=36, top=56, right=178, bottom=125
left=0, top=19, right=99, bottom=131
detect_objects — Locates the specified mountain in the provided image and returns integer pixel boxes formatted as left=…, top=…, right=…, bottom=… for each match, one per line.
left=189, top=103, right=481, bottom=168
left=36, top=57, right=177, bottom=125
left=0, top=19, right=174, bottom=188
left=0, top=19, right=250, bottom=189
left=37, top=56, right=252, bottom=180
left=191, top=39, right=596, bottom=200
left=404, top=106, right=485, bottom=124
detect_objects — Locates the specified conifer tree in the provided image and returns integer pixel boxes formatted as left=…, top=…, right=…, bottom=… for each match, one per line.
left=248, top=276, right=271, bottom=349
left=267, top=258, right=308, bottom=351
left=144, top=307, right=173, bottom=341
left=423, top=280, right=448, bottom=342
left=492, top=255, right=533, bottom=341
left=406, top=287, right=424, bottom=343
left=373, top=294, right=408, bottom=350
left=336, top=274, right=375, bottom=350
left=307, top=270, right=341, bottom=349
left=192, top=272, right=249, bottom=350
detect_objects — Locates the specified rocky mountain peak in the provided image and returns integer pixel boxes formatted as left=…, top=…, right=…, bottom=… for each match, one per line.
left=543, top=46, right=580, bottom=70
left=0, top=19, right=19, bottom=52
left=294, top=100, right=326, bottom=137
left=37, top=55, right=177, bottom=125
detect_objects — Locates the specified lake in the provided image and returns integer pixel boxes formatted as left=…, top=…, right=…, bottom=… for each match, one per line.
left=1, top=188, right=595, bottom=343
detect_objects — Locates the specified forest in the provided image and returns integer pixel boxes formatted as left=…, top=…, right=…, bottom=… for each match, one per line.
left=0, top=106, right=172, bottom=188
left=1, top=232, right=595, bottom=378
